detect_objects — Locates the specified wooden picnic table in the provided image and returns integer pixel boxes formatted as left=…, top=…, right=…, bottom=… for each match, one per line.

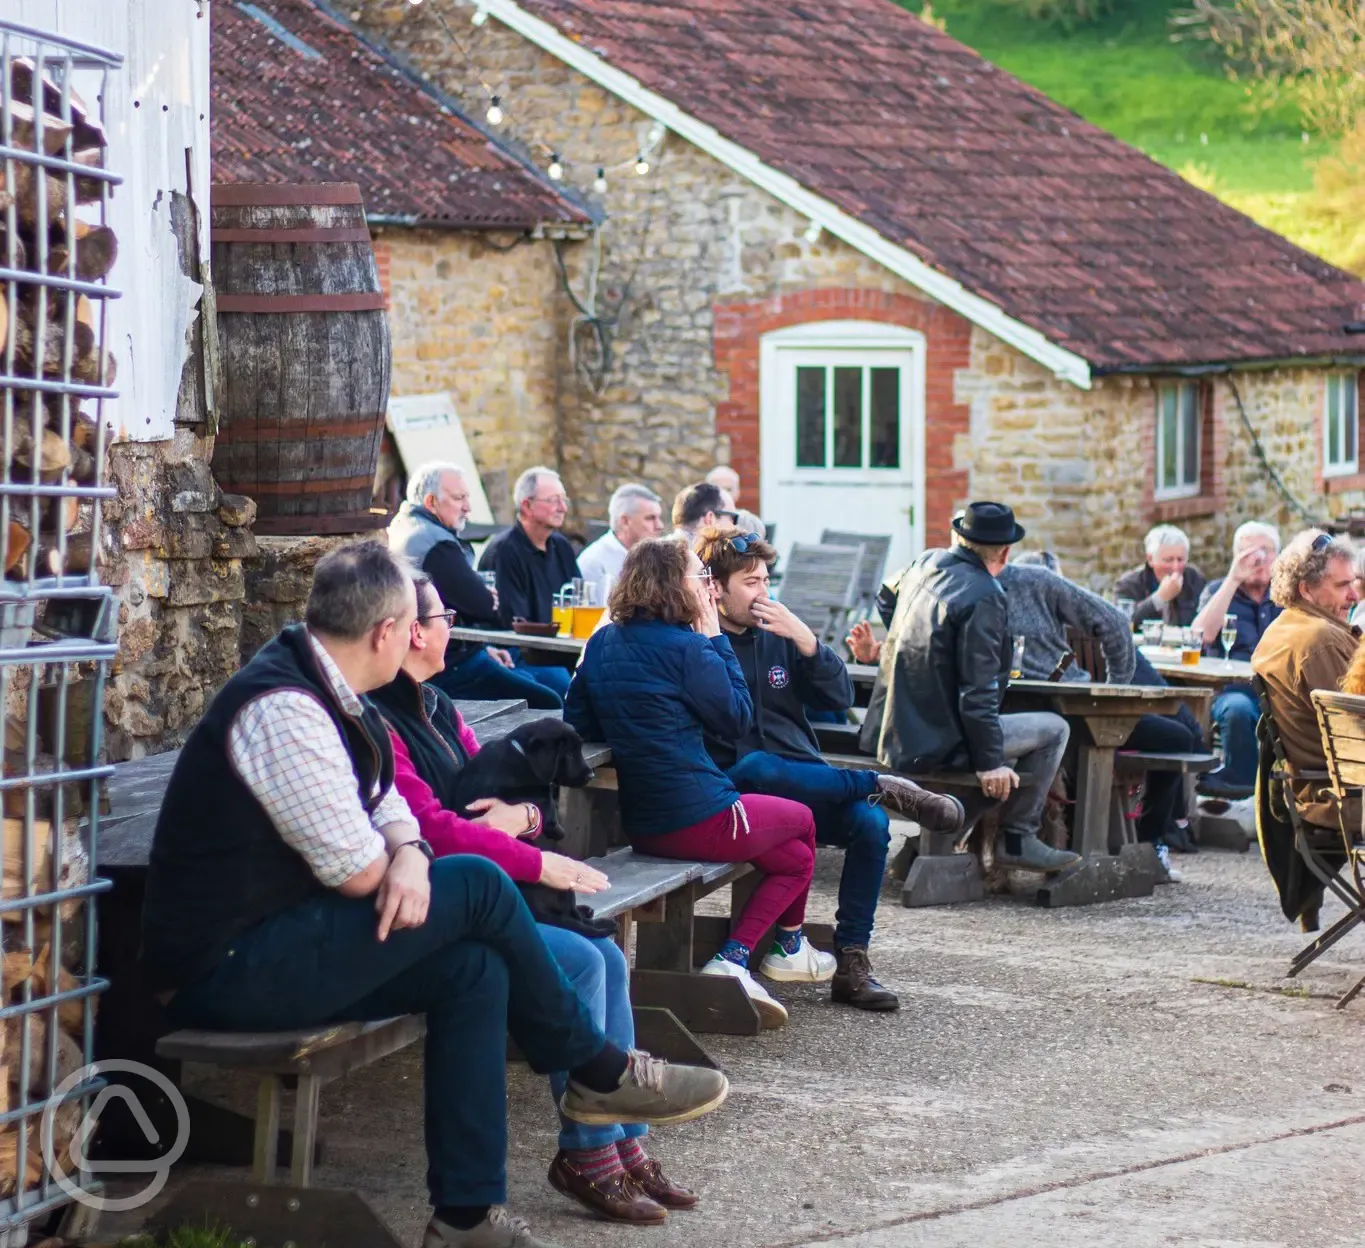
left=447, top=624, right=586, bottom=657
left=843, top=664, right=1211, bottom=904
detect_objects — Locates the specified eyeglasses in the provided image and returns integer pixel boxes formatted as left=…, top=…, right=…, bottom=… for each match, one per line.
left=531, top=494, right=570, bottom=508
left=717, top=509, right=740, bottom=524
left=730, top=532, right=761, bottom=554
left=687, top=568, right=715, bottom=583
left=1312, top=533, right=1334, bottom=553
left=418, top=609, right=457, bottom=626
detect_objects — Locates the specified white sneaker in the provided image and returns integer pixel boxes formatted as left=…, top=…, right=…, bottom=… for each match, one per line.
left=759, top=933, right=837, bottom=984
left=1154, top=842, right=1183, bottom=885
left=700, top=955, right=788, bottom=1028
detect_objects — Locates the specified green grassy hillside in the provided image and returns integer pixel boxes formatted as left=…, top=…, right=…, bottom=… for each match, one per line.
left=907, top=0, right=1339, bottom=260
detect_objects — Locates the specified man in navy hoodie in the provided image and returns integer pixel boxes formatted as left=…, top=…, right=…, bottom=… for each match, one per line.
left=695, top=527, right=963, bottom=1011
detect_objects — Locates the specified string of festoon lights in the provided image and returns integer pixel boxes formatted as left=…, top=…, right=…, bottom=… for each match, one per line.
left=403, top=0, right=667, bottom=192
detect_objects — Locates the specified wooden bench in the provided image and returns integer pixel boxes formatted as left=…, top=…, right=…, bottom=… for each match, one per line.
left=151, top=846, right=762, bottom=1187
left=1113, top=749, right=1222, bottom=849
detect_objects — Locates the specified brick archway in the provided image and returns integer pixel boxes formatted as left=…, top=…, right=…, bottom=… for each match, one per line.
left=713, top=288, right=972, bottom=544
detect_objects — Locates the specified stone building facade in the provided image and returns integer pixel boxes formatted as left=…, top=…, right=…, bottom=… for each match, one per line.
left=347, top=0, right=1365, bottom=587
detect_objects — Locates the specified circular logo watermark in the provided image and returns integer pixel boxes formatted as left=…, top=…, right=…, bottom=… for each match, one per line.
left=42, top=1059, right=191, bottom=1212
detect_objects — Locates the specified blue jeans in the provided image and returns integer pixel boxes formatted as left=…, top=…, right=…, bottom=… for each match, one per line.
left=166, top=857, right=605, bottom=1208
left=519, top=660, right=572, bottom=699
left=727, top=751, right=888, bottom=948
left=1211, top=685, right=1259, bottom=788
left=433, top=647, right=564, bottom=709
left=538, top=926, right=647, bottom=1152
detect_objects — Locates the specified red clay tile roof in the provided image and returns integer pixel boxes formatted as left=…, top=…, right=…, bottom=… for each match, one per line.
left=212, top=0, right=589, bottom=230
left=510, top=0, right=1365, bottom=370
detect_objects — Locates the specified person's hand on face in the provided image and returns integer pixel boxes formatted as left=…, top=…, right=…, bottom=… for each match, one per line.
left=1229, top=544, right=1268, bottom=586
left=1155, top=570, right=1184, bottom=603
left=845, top=620, right=882, bottom=664
left=751, top=597, right=817, bottom=653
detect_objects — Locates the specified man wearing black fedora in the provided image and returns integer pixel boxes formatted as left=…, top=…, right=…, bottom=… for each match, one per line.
left=860, top=501, right=1079, bottom=873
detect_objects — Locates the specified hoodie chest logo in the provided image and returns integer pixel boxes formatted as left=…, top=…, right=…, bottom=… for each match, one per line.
left=767, top=664, right=790, bottom=690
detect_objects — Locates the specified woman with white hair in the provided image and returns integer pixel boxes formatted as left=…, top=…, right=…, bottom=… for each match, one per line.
left=1113, top=524, right=1207, bottom=627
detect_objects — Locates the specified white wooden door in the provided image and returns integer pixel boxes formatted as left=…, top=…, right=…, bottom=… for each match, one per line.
left=758, top=322, right=925, bottom=572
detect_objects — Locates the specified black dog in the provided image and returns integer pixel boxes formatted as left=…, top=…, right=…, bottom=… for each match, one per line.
left=448, top=718, right=614, bottom=939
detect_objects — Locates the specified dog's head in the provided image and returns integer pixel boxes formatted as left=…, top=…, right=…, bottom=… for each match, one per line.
left=508, top=719, right=594, bottom=789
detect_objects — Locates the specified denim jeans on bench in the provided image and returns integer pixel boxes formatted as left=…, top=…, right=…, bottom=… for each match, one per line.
left=432, top=647, right=565, bottom=710
left=537, top=925, right=648, bottom=1153
left=727, top=750, right=890, bottom=949
left=166, top=856, right=605, bottom=1208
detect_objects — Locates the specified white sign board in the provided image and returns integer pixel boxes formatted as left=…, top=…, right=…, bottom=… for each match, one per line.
left=387, top=392, right=495, bottom=524
left=11, top=0, right=211, bottom=442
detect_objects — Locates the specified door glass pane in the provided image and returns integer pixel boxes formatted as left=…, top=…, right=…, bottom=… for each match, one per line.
left=795, top=366, right=826, bottom=468
left=869, top=367, right=900, bottom=468
left=833, top=367, right=862, bottom=468
left=1160, top=388, right=1178, bottom=490
left=1180, top=384, right=1199, bottom=487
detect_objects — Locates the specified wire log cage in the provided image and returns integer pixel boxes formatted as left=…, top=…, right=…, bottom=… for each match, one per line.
left=0, top=18, right=121, bottom=1237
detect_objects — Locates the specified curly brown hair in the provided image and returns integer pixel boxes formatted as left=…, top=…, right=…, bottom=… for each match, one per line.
left=1269, top=531, right=1356, bottom=609
left=608, top=537, right=697, bottom=625
left=695, top=524, right=777, bottom=587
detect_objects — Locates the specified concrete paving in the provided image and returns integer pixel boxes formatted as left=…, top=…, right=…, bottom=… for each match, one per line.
left=134, top=842, right=1365, bottom=1248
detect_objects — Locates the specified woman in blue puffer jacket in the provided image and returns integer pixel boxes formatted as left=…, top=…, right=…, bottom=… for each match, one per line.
left=566, top=537, right=821, bottom=1029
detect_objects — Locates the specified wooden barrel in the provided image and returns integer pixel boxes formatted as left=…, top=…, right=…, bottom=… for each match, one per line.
left=209, top=182, right=390, bottom=536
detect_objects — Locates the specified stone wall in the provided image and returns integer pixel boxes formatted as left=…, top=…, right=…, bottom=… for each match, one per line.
left=374, top=228, right=562, bottom=511
left=352, top=1, right=1364, bottom=584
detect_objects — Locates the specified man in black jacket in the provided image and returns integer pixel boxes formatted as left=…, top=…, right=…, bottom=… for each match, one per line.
left=697, top=527, right=963, bottom=1011
left=861, top=502, right=1078, bottom=873
left=389, top=462, right=567, bottom=709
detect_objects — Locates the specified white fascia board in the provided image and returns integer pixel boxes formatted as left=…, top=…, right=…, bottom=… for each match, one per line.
left=477, top=0, right=1094, bottom=391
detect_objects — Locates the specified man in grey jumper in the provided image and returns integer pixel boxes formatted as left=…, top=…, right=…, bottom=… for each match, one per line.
left=998, top=559, right=1135, bottom=683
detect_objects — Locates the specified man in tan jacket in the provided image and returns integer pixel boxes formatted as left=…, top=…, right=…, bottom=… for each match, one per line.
left=1251, top=530, right=1361, bottom=827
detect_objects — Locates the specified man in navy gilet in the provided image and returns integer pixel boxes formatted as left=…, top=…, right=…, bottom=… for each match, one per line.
left=142, top=542, right=726, bottom=1248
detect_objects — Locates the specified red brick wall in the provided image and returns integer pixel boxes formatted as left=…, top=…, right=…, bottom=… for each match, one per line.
left=372, top=234, right=391, bottom=308
left=712, top=288, right=972, bottom=543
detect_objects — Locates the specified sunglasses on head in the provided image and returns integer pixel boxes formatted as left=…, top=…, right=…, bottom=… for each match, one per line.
left=1312, top=533, right=1335, bottom=553
left=729, top=532, right=762, bottom=554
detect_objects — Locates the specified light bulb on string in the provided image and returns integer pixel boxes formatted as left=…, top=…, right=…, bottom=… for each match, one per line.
left=485, top=95, right=504, bottom=125
left=547, top=153, right=564, bottom=180
left=471, top=6, right=489, bottom=25
left=593, top=167, right=608, bottom=194
left=634, top=153, right=650, bottom=176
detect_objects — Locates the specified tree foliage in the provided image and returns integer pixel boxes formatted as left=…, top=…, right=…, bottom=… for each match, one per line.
left=1173, top=0, right=1365, bottom=137
left=992, top=0, right=1128, bottom=28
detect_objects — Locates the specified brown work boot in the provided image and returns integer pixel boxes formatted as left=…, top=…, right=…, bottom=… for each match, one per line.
left=830, top=946, right=899, bottom=1012
left=547, top=1151, right=667, bottom=1224
left=873, top=775, right=965, bottom=832
left=627, top=1157, right=699, bottom=1209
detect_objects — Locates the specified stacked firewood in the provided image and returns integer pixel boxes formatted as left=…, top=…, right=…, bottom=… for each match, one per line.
left=2, top=56, right=115, bottom=583
left=0, top=58, right=111, bottom=1197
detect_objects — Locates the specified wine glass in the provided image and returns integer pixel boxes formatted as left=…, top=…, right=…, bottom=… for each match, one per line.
left=1220, top=614, right=1238, bottom=662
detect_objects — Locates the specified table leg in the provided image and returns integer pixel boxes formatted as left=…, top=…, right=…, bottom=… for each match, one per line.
left=1073, top=742, right=1116, bottom=857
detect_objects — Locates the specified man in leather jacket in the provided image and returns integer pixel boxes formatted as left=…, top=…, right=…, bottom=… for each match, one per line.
left=859, top=502, right=1079, bottom=872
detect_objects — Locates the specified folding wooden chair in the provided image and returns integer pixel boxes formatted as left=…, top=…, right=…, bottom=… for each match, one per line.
left=1310, top=689, right=1365, bottom=1007
left=1251, top=675, right=1358, bottom=981
left=820, top=530, right=892, bottom=621
left=1064, top=624, right=1107, bottom=682
left=775, top=542, right=865, bottom=644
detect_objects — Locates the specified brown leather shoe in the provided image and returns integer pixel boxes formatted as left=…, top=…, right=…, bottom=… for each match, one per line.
left=831, top=946, right=899, bottom=1012
left=547, top=1151, right=667, bottom=1223
left=627, top=1158, right=698, bottom=1209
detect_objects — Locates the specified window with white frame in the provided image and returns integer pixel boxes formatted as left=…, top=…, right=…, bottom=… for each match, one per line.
left=1155, top=381, right=1201, bottom=499
left=1324, top=372, right=1359, bottom=477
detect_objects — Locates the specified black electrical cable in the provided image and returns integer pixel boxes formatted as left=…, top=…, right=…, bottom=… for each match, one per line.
left=1225, top=373, right=1328, bottom=527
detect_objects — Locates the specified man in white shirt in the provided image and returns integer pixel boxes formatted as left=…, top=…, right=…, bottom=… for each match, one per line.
left=577, top=483, right=664, bottom=604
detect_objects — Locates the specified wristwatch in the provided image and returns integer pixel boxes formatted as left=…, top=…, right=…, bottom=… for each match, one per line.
left=394, top=838, right=435, bottom=863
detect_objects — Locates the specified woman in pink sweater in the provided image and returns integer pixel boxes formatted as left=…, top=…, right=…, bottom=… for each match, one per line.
left=371, top=573, right=697, bottom=1226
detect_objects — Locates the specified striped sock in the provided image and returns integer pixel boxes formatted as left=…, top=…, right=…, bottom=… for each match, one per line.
left=718, top=938, right=751, bottom=967
left=566, top=1142, right=625, bottom=1182
left=617, top=1137, right=648, bottom=1171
